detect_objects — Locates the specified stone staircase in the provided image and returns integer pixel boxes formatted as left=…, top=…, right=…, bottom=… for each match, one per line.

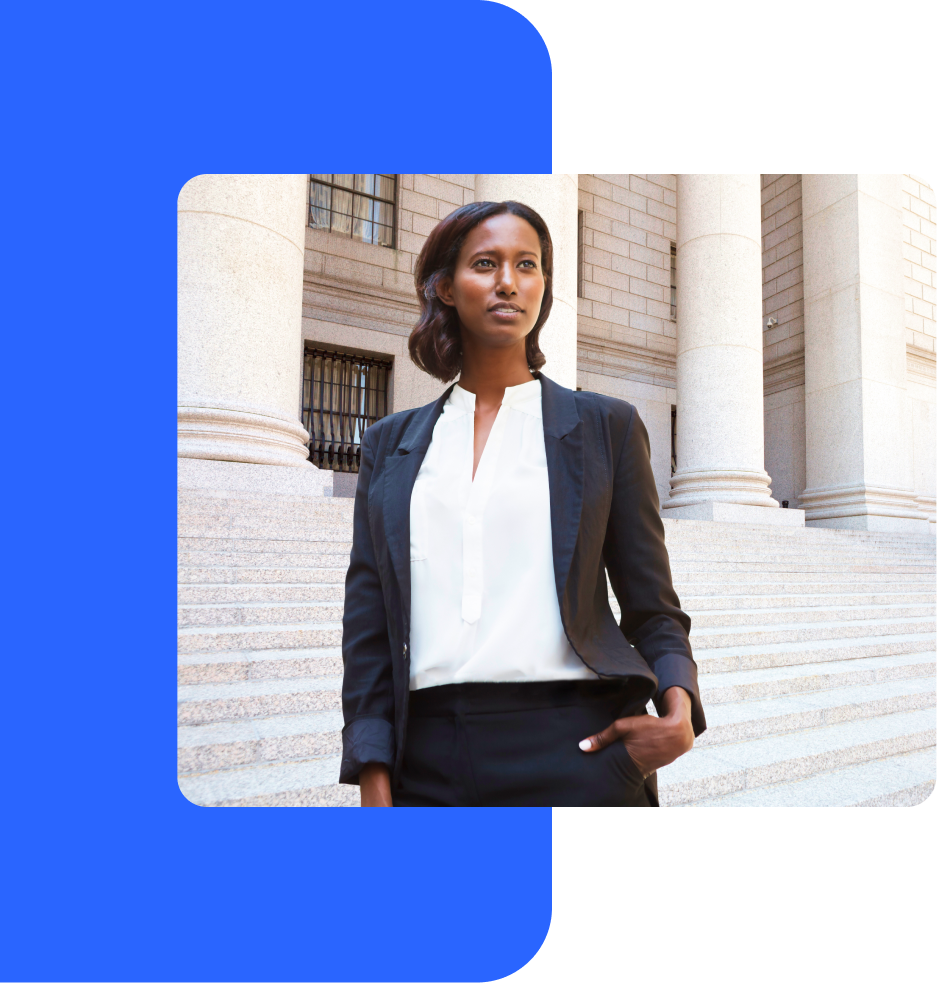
left=178, top=491, right=936, bottom=807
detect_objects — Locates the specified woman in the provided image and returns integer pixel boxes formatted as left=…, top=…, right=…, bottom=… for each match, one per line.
left=340, top=200, right=706, bottom=807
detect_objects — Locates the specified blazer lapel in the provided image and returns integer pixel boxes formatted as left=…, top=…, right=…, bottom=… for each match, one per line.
left=539, top=373, right=584, bottom=608
left=381, top=384, right=454, bottom=624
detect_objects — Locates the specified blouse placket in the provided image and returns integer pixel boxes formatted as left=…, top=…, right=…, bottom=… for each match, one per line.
left=459, top=388, right=517, bottom=625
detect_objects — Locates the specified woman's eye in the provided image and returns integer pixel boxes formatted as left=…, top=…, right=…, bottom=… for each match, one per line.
left=474, top=259, right=494, bottom=268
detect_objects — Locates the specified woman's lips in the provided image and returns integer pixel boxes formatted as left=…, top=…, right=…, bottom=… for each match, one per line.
left=489, top=307, right=523, bottom=319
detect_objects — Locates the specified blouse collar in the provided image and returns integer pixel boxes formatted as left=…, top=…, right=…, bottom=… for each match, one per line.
left=450, top=377, right=541, bottom=412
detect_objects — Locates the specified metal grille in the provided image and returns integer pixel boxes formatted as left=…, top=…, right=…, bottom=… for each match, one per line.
left=671, top=405, right=677, bottom=476
left=302, top=348, right=391, bottom=473
left=670, top=242, right=677, bottom=319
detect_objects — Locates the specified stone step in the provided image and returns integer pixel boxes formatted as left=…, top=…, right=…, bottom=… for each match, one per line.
left=664, top=525, right=937, bottom=555
left=178, top=621, right=344, bottom=654
left=178, top=566, right=347, bottom=585
left=178, top=521, right=355, bottom=543
left=213, top=784, right=360, bottom=807
left=179, top=538, right=352, bottom=555
left=688, top=603, right=935, bottom=629
left=657, top=707, right=935, bottom=806
left=690, top=615, right=935, bottom=650
left=676, top=582, right=936, bottom=598
left=178, top=755, right=344, bottom=806
left=671, top=544, right=935, bottom=559
left=698, top=651, right=936, bottom=705
left=695, top=632, right=935, bottom=674
left=671, top=559, right=934, bottom=574
left=178, top=600, right=344, bottom=628
left=178, top=582, right=346, bottom=604
left=683, top=748, right=935, bottom=807
left=178, top=550, right=349, bottom=569
left=678, top=589, right=936, bottom=608
left=660, top=521, right=934, bottom=545
left=178, top=647, right=344, bottom=685
left=696, top=676, right=935, bottom=747
left=178, top=709, right=344, bottom=774
left=178, top=676, right=343, bottom=726
left=676, top=569, right=934, bottom=584
left=178, top=499, right=356, bottom=520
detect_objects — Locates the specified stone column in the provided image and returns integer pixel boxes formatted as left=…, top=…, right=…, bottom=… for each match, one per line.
left=178, top=174, right=313, bottom=468
left=663, top=175, right=796, bottom=525
left=473, top=174, right=578, bottom=390
left=800, top=175, right=925, bottom=531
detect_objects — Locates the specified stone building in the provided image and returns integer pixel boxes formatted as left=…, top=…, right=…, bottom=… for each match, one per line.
left=177, top=175, right=936, bottom=807
left=179, top=173, right=935, bottom=533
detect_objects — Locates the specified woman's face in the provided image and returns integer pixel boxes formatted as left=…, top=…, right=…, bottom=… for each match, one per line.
left=437, top=213, right=546, bottom=352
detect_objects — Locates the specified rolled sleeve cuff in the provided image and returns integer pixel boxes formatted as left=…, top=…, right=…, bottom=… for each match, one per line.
left=340, top=716, right=396, bottom=785
left=650, top=653, right=707, bottom=737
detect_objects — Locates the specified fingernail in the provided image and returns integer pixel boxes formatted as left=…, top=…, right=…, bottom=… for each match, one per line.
left=579, top=739, right=592, bottom=751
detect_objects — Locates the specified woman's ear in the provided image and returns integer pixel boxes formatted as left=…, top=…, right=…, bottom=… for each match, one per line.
left=436, top=275, right=456, bottom=308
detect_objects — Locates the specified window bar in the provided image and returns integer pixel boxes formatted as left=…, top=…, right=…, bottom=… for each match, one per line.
left=340, top=359, right=350, bottom=471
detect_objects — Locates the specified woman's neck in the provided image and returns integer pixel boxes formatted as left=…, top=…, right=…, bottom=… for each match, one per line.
left=457, top=342, right=534, bottom=410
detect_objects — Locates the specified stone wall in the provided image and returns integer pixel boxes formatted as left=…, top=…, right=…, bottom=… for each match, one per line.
left=575, top=174, right=678, bottom=505
left=902, top=174, right=937, bottom=517
left=761, top=174, right=806, bottom=509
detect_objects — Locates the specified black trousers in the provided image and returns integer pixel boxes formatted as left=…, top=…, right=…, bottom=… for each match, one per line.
left=394, top=679, right=658, bottom=807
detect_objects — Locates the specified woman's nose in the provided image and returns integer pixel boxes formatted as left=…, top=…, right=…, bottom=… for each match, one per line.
left=495, top=262, right=517, bottom=294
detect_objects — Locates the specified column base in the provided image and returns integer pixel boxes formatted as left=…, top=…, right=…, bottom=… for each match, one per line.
left=799, top=483, right=928, bottom=533
left=178, top=403, right=312, bottom=467
left=914, top=496, right=936, bottom=536
left=661, top=501, right=805, bottom=526
left=666, top=468, right=780, bottom=509
left=178, top=457, right=333, bottom=499
left=805, top=513, right=931, bottom=533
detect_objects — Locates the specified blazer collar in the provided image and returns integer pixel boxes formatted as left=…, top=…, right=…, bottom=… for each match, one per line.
left=382, top=383, right=454, bottom=626
left=537, top=371, right=581, bottom=439
left=536, top=372, right=584, bottom=608
left=396, top=384, right=455, bottom=455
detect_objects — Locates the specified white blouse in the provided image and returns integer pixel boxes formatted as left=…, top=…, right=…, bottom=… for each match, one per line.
left=408, top=377, right=597, bottom=690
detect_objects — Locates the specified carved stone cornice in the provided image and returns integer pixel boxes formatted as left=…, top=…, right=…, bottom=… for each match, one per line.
left=907, top=344, right=936, bottom=385
left=764, top=351, right=805, bottom=396
left=577, top=334, right=676, bottom=389
left=302, top=272, right=419, bottom=336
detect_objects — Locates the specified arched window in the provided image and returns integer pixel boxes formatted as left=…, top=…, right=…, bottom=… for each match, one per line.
left=308, top=174, right=396, bottom=247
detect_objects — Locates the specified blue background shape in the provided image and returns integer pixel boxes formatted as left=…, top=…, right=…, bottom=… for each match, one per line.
left=2, top=2, right=552, bottom=980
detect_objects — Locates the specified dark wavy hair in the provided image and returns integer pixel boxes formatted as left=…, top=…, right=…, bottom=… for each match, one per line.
left=409, top=200, right=553, bottom=382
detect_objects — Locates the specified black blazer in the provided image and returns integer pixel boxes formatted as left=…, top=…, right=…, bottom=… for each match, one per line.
left=339, top=372, right=706, bottom=786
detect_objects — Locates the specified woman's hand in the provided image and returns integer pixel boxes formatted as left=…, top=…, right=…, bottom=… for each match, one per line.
left=359, top=763, right=393, bottom=807
left=578, top=687, right=695, bottom=778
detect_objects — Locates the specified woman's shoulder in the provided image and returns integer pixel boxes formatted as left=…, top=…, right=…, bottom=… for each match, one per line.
left=572, top=388, right=638, bottom=435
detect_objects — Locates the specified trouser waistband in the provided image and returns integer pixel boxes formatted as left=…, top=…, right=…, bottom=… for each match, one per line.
left=407, top=678, right=651, bottom=717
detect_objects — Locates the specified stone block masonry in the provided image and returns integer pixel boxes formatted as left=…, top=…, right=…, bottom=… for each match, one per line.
left=902, top=174, right=937, bottom=356
left=901, top=175, right=937, bottom=529
left=576, top=175, right=678, bottom=504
